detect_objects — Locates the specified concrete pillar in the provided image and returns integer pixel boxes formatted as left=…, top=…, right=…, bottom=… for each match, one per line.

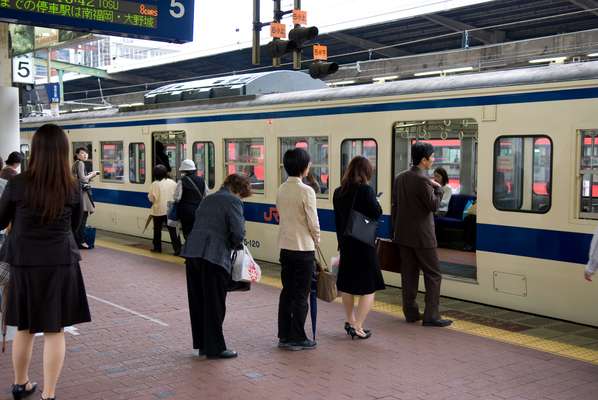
left=0, top=23, right=20, bottom=161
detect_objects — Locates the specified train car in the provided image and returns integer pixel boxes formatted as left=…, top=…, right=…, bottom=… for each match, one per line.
left=19, top=62, right=598, bottom=326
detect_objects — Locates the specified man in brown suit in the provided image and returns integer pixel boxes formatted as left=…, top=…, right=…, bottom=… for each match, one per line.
left=391, top=142, right=452, bottom=327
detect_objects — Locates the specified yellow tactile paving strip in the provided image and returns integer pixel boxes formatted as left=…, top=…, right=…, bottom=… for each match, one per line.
left=95, top=237, right=598, bottom=365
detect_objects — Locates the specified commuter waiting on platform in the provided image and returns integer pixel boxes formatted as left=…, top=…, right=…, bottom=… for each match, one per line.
left=72, top=147, right=99, bottom=250
left=392, top=142, right=452, bottom=327
left=433, top=167, right=452, bottom=214
left=173, top=159, right=207, bottom=240
left=0, top=151, right=22, bottom=181
left=181, top=174, right=251, bottom=359
left=333, top=156, right=385, bottom=340
left=585, top=226, right=598, bottom=282
left=148, top=165, right=181, bottom=255
left=276, top=148, right=320, bottom=351
left=0, top=124, right=91, bottom=400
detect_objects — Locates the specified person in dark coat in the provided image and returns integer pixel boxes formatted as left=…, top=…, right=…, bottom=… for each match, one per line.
left=0, top=124, right=91, bottom=400
left=174, top=159, right=207, bottom=240
left=71, top=147, right=99, bottom=249
left=391, top=142, right=452, bottom=327
left=181, top=174, right=251, bottom=359
left=333, top=156, right=385, bottom=339
left=0, top=151, right=22, bottom=180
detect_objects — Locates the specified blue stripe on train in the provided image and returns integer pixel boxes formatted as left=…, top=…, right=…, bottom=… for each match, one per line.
left=91, top=188, right=591, bottom=265
left=20, top=86, right=598, bottom=132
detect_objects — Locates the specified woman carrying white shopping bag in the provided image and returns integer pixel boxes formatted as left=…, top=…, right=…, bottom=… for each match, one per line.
left=180, top=174, right=252, bottom=359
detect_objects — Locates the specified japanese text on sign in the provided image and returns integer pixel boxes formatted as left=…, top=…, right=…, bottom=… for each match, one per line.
left=0, top=0, right=158, bottom=29
left=313, top=44, right=328, bottom=61
left=292, top=9, right=306, bottom=25
left=270, top=22, right=286, bottom=39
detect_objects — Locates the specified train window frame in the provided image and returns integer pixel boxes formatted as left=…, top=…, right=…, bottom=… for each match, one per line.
left=224, top=138, right=265, bottom=194
left=100, top=141, right=125, bottom=183
left=192, top=141, right=216, bottom=190
left=128, top=142, right=146, bottom=184
left=340, top=138, right=378, bottom=193
left=279, top=136, right=330, bottom=198
left=577, top=129, right=598, bottom=220
left=492, top=135, right=553, bottom=214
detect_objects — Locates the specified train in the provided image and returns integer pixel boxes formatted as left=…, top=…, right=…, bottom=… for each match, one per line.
left=19, top=62, right=598, bottom=326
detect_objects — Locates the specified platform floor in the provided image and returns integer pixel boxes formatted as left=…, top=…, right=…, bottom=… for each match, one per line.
left=1, top=232, right=598, bottom=400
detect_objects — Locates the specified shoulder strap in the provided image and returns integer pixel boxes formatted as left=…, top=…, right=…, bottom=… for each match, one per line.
left=184, top=175, right=204, bottom=198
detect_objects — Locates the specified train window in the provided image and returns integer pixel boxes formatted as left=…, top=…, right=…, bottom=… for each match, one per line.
left=19, top=144, right=29, bottom=172
left=341, top=139, right=377, bottom=192
left=493, top=136, right=552, bottom=213
left=72, top=141, right=93, bottom=173
left=279, top=136, right=329, bottom=197
left=128, top=143, right=146, bottom=184
left=100, top=141, right=125, bottom=183
left=192, top=141, right=215, bottom=189
left=225, top=138, right=265, bottom=193
left=579, top=130, right=598, bottom=219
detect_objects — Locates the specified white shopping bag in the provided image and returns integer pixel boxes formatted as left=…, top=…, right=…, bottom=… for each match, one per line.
left=330, top=255, right=340, bottom=277
left=231, top=245, right=262, bottom=283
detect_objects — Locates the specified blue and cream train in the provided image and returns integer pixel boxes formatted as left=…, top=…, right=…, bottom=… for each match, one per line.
left=20, top=62, right=598, bottom=326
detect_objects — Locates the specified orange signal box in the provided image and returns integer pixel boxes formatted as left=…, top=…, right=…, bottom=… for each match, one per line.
left=270, top=22, right=286, bottom=39
left=313, top=44, right=328, bottom=61
left=292, top=9, right=307, bottom=25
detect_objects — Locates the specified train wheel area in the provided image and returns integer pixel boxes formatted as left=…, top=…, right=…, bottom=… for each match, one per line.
left=1, top=231, right=598, bottom=400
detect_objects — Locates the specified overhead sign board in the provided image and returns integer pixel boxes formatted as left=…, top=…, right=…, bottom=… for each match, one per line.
left=0, top=0, right=194, bottom=43
left=12, top=54, right=35, bottom=84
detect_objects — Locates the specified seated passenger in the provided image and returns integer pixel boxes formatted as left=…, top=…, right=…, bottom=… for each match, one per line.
left=463, top=200, right=477, bottom=252
left=433, top=167, right=452, bottom=213
left=181, top=174, right=252, bottom=359
left=0, top=151, right=22, bottom=181
left=303, top=172, right=321, bottom=194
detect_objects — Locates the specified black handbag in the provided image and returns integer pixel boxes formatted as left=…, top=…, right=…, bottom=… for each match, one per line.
left=343, top=188, right=378, bottom=247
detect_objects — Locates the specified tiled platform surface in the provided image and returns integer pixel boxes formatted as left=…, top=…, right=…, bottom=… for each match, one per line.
left=0, top=234, right=597, bottom=400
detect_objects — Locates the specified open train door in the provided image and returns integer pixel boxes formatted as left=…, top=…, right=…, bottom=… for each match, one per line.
left=151, top=131, right=187, bottom=181
left=392, top=119, right=478, bottom=281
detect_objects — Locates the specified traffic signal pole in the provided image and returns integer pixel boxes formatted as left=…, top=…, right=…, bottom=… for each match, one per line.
left=292, top=0, right=301, bottom=70
left=272, top=0, right=282, bottom=67
left=252, top=0, right=261, bottom=65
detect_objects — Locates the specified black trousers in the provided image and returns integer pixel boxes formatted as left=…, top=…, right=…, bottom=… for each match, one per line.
left=399, top=246, right=442, bottom=322
left=463, top=214, right=477, bottom=248
left=277, top=249, right=314, bottom=342
left=186, top=258, right=229, bottom=356
left=74, top=212, right=89, bottom=246
left=152, top=215, right=181, bottom=252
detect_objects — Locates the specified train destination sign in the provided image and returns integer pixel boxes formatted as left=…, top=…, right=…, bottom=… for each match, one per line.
left=0, top=0, right=194, bottom=43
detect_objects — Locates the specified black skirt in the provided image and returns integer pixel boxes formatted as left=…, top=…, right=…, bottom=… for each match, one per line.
left=336, top=237, right=386, bottom=295
left=6, top=263, right=91, bottom=333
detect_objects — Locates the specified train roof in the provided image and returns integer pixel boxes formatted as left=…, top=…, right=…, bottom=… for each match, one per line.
left=22, top=61, right=598, bottom=126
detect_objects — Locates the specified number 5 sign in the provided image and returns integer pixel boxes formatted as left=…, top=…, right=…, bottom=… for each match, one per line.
left=12, top=55, right=35, bottom=85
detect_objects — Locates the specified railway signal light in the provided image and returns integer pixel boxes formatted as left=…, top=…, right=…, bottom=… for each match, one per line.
left=309, top=61, right=339, bottom=79
left=267, top=26, right=319, bottom=62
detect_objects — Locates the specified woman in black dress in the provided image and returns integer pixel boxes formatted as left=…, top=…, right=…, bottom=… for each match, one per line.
left=333, top=156, right=385, bottom=339
left=0, top=124, right=91, bottom=400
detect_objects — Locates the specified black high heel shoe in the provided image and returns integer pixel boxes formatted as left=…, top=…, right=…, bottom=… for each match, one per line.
left=12, top=381, right=37, bottom=400
left=344, top=322, right=352, bottom=335
left=41, top=396, right=55, bottom=400
left=348, top=327, right=372, bottom=340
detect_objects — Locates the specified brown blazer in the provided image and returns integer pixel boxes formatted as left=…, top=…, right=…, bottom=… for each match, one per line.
left=391, top=166, right=443, bottom=249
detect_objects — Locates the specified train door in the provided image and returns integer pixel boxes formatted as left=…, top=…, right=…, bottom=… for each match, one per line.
left=152, top=131, right=186, bottom=180
left=393, top=119, right=478, bottom=281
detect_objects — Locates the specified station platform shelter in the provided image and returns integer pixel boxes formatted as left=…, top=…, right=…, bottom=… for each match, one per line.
left=1, top=232, right=598, bottom=400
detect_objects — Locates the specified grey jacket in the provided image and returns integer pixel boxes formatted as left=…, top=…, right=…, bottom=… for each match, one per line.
left=181, top=187, right=245, bottom=273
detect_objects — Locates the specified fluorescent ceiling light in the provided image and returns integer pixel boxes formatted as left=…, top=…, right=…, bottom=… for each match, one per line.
left=414, top=70, right=443, bottom=77
left=331, top=80, right=356, bottom=86
left=373, top=75, right=399, bottom=82
left=443, top=67, right=474, bottom=73
left=529, top=56, right=567, bottom=64
left=93, top=106, right=111, bottom=110
left=588, top=53, right=598, bottom=57
left=129, top=102, right=144, bottom=106
left=71, top=108, right=89, bottom=112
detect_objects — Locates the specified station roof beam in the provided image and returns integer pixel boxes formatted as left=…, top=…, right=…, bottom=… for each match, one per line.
left=568, top=0, right=598, bottom=17
left=422, top=14, right=506, bottom=45
left=327, top=32, right=409, bottom=58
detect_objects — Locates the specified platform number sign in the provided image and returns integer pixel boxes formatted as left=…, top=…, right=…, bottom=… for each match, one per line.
left=12, top=55, right=35, bottom=85
left=169, top=0, right=186, bottom=18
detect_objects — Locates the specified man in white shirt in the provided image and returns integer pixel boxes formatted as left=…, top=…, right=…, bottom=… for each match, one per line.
left=585, top=227, right=598, bottom=281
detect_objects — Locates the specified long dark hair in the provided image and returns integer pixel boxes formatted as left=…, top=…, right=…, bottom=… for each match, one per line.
left=340, top=156, right=373, bottom=192
left=26, top=124, right=76, bottom=221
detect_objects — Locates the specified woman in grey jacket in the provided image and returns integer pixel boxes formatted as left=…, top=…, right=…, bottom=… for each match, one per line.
left=71, top=148, right=99, bottom=249
left=181, top=174, right=251, bottom=359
